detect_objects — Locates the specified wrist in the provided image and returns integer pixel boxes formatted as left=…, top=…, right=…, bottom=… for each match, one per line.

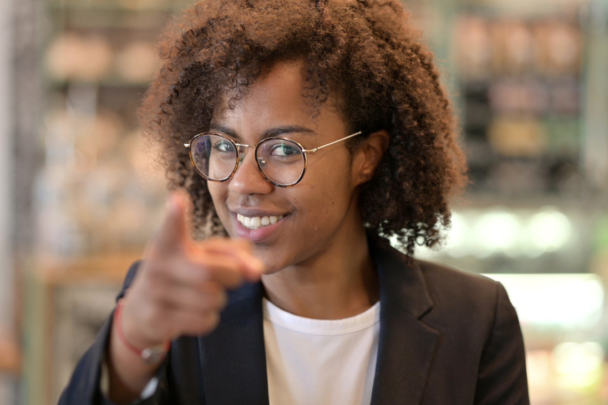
left=114, top=299, right=170, bottom=364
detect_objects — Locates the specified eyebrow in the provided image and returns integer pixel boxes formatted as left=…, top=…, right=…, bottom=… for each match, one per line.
left=209, top=124, right=317, bottom=141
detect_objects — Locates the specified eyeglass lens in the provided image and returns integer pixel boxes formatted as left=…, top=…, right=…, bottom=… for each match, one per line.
left=190, top=134, right=306, bottom=186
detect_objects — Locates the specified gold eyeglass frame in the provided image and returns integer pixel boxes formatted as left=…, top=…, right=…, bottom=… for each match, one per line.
left=184, top=131, right=363, bottom=187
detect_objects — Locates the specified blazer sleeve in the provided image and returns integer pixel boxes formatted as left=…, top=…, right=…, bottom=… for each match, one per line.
left=474, top=282, right=530, bottom=405
left=58, top=261, right=170, bottom=405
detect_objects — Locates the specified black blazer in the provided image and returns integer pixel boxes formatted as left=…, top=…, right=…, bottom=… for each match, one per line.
left=59, top=240, right=529, bottom=405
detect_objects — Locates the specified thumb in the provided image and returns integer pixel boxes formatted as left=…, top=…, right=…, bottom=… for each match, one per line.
left=151, top=190, right=191, bottom=255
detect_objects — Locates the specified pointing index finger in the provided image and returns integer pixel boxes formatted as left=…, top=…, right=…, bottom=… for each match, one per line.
left=149, top=190, right=192, bottom=256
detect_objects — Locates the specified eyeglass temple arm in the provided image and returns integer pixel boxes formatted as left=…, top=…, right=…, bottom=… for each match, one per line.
left=184, top=133, right=361, bottom=151
left=303, top=131, right=362, bottom=153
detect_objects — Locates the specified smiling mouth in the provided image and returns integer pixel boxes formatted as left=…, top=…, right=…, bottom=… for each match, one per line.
left=236, top=214, right=285, bottom=230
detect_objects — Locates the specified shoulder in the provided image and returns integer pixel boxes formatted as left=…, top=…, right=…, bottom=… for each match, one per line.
left=373, top=240, right=507, bottom=328
left=394, top=259, right=528, bottom=402
left=413, top=258, right=517, bottom=346
left=415, top=258, right=501, bottom=312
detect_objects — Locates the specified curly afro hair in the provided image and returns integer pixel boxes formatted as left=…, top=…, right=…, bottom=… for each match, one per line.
left=139, top=0, right=468, bottom=256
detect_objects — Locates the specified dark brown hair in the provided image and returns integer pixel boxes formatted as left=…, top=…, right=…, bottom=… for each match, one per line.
left=139, top=0, right=468, bottom=256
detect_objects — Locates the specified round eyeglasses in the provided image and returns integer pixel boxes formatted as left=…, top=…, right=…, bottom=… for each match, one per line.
left=184, top=131, right=363, bottom=187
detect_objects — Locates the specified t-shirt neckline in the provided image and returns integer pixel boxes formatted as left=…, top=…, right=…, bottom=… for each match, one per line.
left=262, top=297, right=380, bottom=335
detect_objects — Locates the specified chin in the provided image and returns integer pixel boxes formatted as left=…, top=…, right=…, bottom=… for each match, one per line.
left=252, top=245, right=287, bottom=275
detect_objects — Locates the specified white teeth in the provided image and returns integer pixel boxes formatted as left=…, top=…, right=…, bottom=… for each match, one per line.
left=236, top=214, right=284, bottom=229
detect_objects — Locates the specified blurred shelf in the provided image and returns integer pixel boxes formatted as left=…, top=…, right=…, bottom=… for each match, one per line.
left=37, top=251, right=143, bottom=286
left=47, top=1, right=186, bottom=13
left=26, top=252, right=141, bottom=405
left=47, top=78, right=152, bottom=88
left=48, top=12, right=169, bottom=31
left=47, top=3, right=183, bottom=30
left=457, top=0, right=585, bottom=19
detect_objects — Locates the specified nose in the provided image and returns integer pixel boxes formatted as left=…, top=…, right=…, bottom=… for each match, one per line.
left=228, top=146, right=274, bottom=195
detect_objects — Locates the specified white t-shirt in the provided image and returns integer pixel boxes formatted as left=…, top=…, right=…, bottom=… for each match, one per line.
left=263, top=297, right=381, bottom=405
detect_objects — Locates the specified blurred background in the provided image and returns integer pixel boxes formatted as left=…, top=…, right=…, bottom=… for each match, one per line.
left=0, top=0, right=606, bottom=404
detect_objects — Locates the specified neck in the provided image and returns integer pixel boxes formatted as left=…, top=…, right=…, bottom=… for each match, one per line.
left=260, top=210, right=379, bottom=320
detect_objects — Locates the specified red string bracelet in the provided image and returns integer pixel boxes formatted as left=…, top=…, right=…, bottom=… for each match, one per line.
left=114, top=298, right=170, bottom=364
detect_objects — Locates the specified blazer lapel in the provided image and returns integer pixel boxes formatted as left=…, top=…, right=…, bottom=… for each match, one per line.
left=369, top=242, right=440, bottom=405
left=198, top=281, right=270, bottom=405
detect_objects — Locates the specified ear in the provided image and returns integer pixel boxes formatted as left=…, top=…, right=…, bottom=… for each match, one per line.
left=352, top=130, right=390, bottom=186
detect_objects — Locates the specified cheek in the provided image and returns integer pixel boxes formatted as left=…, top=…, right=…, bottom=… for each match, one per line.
left=207, top=183, right=228, bottom=217
left=297, top=166, right=353, bottom=229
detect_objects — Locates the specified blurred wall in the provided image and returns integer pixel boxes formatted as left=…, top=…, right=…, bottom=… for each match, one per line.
left=0, top=0, right=15, bottom=399
left=0, top=0, right=14, bottom=332
left=0, top=0, right=14, bottom=296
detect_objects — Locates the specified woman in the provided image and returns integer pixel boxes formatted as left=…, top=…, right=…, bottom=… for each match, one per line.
left=60, top=0, right=529, bottom=404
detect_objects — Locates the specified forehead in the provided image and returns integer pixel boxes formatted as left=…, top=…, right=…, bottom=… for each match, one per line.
left=214, top=61, right=307, bottom=123
left=211, top=60, right=344, bottom=135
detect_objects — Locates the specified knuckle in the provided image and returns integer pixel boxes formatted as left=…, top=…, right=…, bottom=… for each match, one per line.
left=202, top=280, right=221, bottom=293
left=226, top=274, right=244, bottom=289
left=204, top=291, right=227, bottom=311
left=146, top=283, right=165, bottom=302
left=149, top=300, right=173, bottom=324
left=217, top=290, right=228, bottom=309
left=204, top=312, right=220, bottom=332
left=145, top=262, right=166, bottom=280
left=191, top=312, right=220, bottom=336
left=163, top=323, right=178, bottom=340
left=197, top=267, right=212, bottom=282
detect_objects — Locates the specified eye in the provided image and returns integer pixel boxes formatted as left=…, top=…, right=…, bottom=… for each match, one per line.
left=270, top=142, right=300, bottom=157
left=213, top=139, right=235, bottom=153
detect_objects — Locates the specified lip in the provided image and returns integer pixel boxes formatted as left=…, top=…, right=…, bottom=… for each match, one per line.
left=232, top=211, right=289, bottom=243
left=231, top=208, right=290, bottom=217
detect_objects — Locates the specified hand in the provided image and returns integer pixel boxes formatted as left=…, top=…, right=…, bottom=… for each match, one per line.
left=120, top=190, right=264, bottom=348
